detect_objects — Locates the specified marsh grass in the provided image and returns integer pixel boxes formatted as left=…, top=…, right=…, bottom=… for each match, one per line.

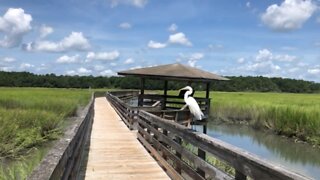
left=0, top=88, right=91, bottom=179
left=208, top=92, right=320, bottom=146
left=165, top=90, right=320, bottom=145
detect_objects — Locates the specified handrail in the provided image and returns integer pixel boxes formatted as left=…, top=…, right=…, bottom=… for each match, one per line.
left=107, top=90, right=311, bottom=180
left=137, top=110, right=311, bottom=180
left=28, top=93, right=96, bottom=180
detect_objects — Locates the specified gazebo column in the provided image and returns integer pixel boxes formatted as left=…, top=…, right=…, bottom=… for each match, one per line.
left=205, top=82, right=211, bottom=117
left=138, top=78, right=145, bottom=106
left=162, top=80, right=168, bottom=110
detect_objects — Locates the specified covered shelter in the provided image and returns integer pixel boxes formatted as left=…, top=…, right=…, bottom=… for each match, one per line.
left=118, top=63, right=228, bottom=122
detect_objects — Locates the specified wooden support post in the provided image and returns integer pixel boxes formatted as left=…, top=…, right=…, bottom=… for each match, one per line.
left=235, top=170, right=246, bottom=180
left=138, top=78, right=145, bottom=106
left=205, top=82, right=211, bottom=117
left=175, top=136, right=182, bottom=174
left=163, top=80, right=168, bottom=110
left=206, top=82, right=210, bottom=99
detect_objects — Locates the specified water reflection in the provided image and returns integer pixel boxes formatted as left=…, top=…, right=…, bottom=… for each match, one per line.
left=194, top=121, right=320, bottom=179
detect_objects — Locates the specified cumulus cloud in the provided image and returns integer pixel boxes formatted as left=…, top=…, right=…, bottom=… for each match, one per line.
left=110, top=0, right=148, bottom=8
left=56, top=54, right=80, bottom=64
left=100, top=69, right=115, bottom=76
left=307, top=68, right=320, bottom=75
left=246, top=2, right=251, bottom=8
left=124, top=58, right=134, bottom=64
left=0, top=8, right=32, bottom=48
left=261, top=0, right=317, bottom=31
left=237, top=57, right=245, bottom=63
left=187, top=53, right=204, bottom=67
left=208, top=44, right=224, bottom=51
left=177, top=53, right=204, bottom=67
left=168, top=23, right=178, bottom=32
left=20, top=63, right=34, bottom=70
left=39, top=24, right=53, bottom=38
left=86, top=50, right=120, bottom=61
left=255, top=49, right=296, bottom=62
left=94, top=65, right=105, bottom=71
left=0, top=57, right=15, bottom=63
left=148, top=40, right=167, bottom=49
left=168, top=32, right=192, bottom=46
left=119, top=22, right=132, bottom=29
left=78, top=67, right=91, bottom=74
left=24, top=32, right=90, bottom=53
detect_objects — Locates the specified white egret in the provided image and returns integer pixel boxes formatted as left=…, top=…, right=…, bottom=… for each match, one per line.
left=179, top=86, right=204, bottom=121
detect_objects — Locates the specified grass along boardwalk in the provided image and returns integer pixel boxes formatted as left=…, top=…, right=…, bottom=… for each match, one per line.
left=85, top=97, right=169, bottom=179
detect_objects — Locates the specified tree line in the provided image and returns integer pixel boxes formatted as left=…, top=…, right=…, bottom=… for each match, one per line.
left=0, top=71, right=319, bottom=93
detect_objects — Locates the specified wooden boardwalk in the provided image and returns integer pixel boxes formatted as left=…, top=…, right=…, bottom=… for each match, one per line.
left=85, top=97, right=169, bottom=180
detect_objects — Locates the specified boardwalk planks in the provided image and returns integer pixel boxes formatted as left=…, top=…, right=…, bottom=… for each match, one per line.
left=85, top=97, right=169, bottom=180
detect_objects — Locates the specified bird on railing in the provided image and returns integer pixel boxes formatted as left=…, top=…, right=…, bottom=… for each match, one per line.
left=179, top=86, right=204, bottom=121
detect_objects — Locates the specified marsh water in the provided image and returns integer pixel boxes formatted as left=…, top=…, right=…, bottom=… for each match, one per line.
left=193, top=121, right=320, bottom=179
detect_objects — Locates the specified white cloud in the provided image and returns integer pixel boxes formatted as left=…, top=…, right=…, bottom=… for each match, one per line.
left=261, top=0, right=317, bottom=31
left=39, top=24, right=53, bottom=38
left=281, top=46, right=297, bottom=51
left=86, top=50, right=120, bottom=61
left=307, top=68, right=320, bottom=75
left=94, top=65, right=105, bottom=71
left=168, top=32, right=192, bottom=46
left=130, top=65, right=142, bottom=70
left=237, top=57, right=245, bottom=63
left=148, top=40, right=167, bottom=49
left=110, top=0, right=148, bottom=8
left=66, top=70, right=76, bottom=75
left=188, top=53, right=204, bottom=67
left=56, top=54, right=80, bottom=64
left=0, top=66, right=13, bottom=71
left=168, top=23, right=178, bottom=32
left=255, top=49, right=273, bottom=62
left=100, top=69, right=115, bottom=76
left=255, top=49, right=296, bottom=62
left=0, top=8, right=32, bottom=48
left=124, top=58, right=134, bottom=64
left=208, top=44, right=224, bottom=51
left=119, top=22, right=132, bottom=29
left=246, top=2, right=251, bottom=8
left=24, top=32, right=90, bottom=52
left=20, top=63, right=34, bottom=70
left=0, top=57, right=15, bottom=63
left=77, top=67, right=92, bottom=74
left=110, top=62, right=117, bottom=66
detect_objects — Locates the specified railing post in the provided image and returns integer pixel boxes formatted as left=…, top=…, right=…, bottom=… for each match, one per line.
left=174, top=136, right=182, bottom=174
left=235, top=170, right=246, bottom=180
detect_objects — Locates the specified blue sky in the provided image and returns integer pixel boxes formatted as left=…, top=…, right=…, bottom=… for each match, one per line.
left=0, top=0, right=320, bottom=82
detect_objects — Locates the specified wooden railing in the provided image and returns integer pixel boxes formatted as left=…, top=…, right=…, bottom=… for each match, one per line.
left=28, top=93, right=97, bottom=180
left=139, top=94, right=210, bottom=115
left=106, top=92, right=161, bottom=130
left=108, top=91, right=311, bottom=180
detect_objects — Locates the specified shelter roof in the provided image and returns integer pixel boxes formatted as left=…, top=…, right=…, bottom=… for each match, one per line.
left=118, top=63, right=229, bottom=82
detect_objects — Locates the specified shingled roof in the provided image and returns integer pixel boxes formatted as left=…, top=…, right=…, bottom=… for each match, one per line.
left=118, top=63, right=229, bottom=81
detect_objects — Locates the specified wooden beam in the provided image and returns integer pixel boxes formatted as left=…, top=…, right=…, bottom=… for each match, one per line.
left=206, top=82, right=210, bottom=99
left=163, top=80, right=168, bottom=110
left=138, top=78, right=145, bottom=106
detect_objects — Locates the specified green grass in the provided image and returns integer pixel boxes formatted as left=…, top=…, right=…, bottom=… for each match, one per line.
left=207, top=92, right=320, bottom=146
left=0, top=87, right=91, bottom=179
left=165, top=90, right=320, bottom=146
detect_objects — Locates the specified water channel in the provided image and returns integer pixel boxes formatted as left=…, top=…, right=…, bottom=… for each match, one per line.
left=194, top=121, right=320, bottom=179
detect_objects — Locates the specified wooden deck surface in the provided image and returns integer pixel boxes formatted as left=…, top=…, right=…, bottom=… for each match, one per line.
left=85, top=97, right=169, bottom=180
